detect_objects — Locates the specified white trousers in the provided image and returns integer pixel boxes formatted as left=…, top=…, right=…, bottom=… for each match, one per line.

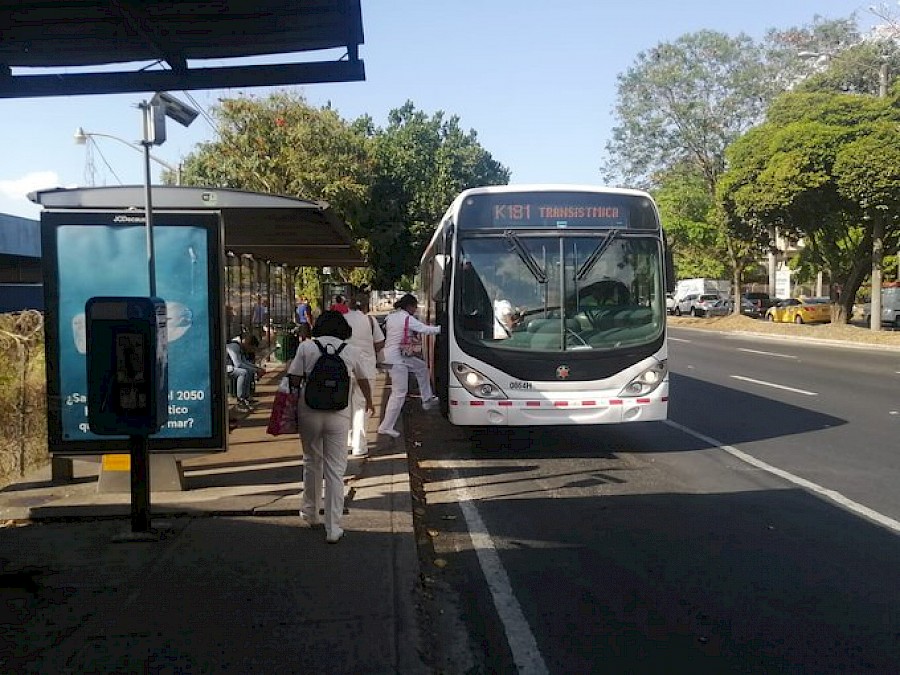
left=379, top=356, right=434, bottom=433
left=348, top=379, right=368, bottom=455
left=298, top=402, right=350, bottom=537
left=348, top=359, right=376, bottom=455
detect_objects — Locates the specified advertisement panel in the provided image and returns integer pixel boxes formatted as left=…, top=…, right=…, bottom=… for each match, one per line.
left=41, top=210, right=225, bottom=453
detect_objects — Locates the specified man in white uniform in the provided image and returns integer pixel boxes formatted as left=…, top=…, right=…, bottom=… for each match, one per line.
left=343, top=300, right=385, bottom=456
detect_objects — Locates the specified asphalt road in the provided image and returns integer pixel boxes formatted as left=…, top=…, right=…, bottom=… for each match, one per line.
left=409, top=331, right=900, bottom=674
left=668, top=326, right=900, bottom=520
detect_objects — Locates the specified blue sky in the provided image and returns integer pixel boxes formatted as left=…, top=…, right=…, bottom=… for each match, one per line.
left=0, top=0, right=875, bottom=220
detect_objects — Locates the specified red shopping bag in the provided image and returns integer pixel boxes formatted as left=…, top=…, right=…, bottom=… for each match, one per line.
left=266, top=377, right=299, bottom=435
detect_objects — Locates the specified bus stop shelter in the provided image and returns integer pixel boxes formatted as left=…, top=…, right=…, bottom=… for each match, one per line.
left=31, top=185, right=366, bottom=491
left=30, top=185, right=366, bottom=268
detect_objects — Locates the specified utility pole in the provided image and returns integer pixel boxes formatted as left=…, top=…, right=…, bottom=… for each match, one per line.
left=870, top=61, right=889, bottom=332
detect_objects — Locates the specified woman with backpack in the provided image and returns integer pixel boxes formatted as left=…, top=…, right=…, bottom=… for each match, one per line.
left=377, top=293, right=442, bottom=438
left=287, top=311, right=374, bottom=544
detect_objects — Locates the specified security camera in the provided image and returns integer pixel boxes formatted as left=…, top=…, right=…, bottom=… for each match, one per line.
left=151, top=92, right=199, bottom=128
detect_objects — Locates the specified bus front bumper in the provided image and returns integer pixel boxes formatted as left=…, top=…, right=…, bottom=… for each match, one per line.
left=446, top=383, right=669, bottom=426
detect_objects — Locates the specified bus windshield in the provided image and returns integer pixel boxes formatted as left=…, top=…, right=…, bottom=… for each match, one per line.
left=455, top=233, right=665, bottom=352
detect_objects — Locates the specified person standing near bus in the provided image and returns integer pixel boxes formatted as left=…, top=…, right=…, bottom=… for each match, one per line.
left=377, top=293, right=441, bottom=438
left=344, top=298, right=385, bottom=456
left=287, top=311, right=374, bottom=543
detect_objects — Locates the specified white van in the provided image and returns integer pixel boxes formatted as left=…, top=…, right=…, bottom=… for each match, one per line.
left=674, top=278, right=729, bottom=303
left=863, top=286, right=900, bottom=328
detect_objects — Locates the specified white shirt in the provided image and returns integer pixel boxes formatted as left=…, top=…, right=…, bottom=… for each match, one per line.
left=382, top=309, right=441, bottom=364
left=343, top=309, right=385, bottom=379
left=287, top=336, right=368, bottom=418
left=493, top=298, right=513, bottom=339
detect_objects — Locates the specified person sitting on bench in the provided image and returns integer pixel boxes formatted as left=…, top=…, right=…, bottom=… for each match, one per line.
left=226, top=334, right=265, bottom=411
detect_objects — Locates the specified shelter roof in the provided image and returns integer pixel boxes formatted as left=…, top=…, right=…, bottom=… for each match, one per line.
left=29, top=185, right=366, bottom=268
left=0, top=0, right=365, bottom=97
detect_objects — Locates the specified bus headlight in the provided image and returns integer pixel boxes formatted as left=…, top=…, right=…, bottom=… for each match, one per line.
left=452, top=362, right=508, bottom=399
left=619, top=360, right=667, bottom=397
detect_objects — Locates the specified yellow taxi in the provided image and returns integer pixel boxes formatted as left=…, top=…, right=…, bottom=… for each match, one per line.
left=765, top=297, right=831, bottom=324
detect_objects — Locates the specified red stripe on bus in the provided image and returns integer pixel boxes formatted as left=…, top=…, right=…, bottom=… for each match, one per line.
left=498, top=401, right=512, bottom=406
left=553, top=401, right=568, bottom=407
left=610, top=399, right=623, bottom=405
left=661, top=396, right=669, bottom=402
left=450, top=400, right=458, bottom=406
left=525, top=401, right=540, bottom=407
left=470, top=401, right=485, bottom=406
left=582, top=400, right=596, bottom=406
left=637, top=398, right=651, bottom=403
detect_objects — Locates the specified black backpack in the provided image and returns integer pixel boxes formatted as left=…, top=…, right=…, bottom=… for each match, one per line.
left=304, top=339, right=351, bottom=411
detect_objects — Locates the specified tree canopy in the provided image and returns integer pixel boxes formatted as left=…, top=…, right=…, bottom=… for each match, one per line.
left=180, top=93, right=509, bottom=289
left=357, top=101, right=510, bottom=288
left=719, top=91, right=900, bottom=320
left=602, top=16, right=873, bottom=308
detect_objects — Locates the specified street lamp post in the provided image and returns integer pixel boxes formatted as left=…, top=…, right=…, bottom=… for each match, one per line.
left=74, top=127, right=182, bottom=185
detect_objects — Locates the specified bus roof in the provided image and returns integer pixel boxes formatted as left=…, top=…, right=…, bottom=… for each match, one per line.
left=451, top=184, right=653, bottom=203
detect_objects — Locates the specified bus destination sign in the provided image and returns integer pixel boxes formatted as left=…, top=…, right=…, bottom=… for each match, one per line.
left=457, top=191, right=659, bottom=230
left=492, top=204, right=621, bottom=224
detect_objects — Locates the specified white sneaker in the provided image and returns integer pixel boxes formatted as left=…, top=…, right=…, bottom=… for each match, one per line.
left=325, top=527, right=344, bottom=544
left=421, top=396, right=439, bottom=411
left=377, top=428, right=400, bottom=438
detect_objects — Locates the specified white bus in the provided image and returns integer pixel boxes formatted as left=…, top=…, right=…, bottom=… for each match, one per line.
left=419, top=185, right=673, bottom=426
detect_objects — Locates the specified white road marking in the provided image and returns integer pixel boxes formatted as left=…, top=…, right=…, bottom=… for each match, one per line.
left=736, top=348, right=798, bottom=359
left=665, top=420, right=900, bottom=535
left=669, top=337, right=692, bottom=343
left=730, top=375, right=818, bottom=396
left=449, top=468, right=549, bottom=675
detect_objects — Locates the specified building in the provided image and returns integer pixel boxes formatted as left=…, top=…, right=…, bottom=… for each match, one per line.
left=0, top=212, right=42, bottom=311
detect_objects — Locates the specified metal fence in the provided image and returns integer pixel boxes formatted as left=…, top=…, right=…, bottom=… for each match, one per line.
left=0, top=310, right=47, bottom=488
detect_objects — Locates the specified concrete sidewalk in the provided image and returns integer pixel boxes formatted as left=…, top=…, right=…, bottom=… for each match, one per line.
left=0, top=369, right=427, bottom=673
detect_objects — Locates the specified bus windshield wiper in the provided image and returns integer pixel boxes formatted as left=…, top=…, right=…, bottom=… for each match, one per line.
left=576, top=230, right=621, bottom=281
left=504, top=230, right=547, bottom=284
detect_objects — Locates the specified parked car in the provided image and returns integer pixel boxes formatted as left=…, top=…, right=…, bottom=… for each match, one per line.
left=765, top=297, right=831, bottom=324
left=738, top=298, right=762, bottom=319
left=741, top=292, right=776, bottom=317
left=666, top=293, right=677, bottom=315
left=705, top=298, right=733, bottom=317
left=675, top=293, right=721, bottom=317
left=862, top=286, right=900, bottom=329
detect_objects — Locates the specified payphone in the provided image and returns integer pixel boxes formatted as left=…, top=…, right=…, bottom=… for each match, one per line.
left=85, top=297, right=168, bottom=435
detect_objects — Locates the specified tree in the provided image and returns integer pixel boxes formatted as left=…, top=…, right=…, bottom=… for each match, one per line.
left=762, top=15, right=861, bottom=92
left=604, top=30, right=772, bottom=192
left=652, top=166, right=727, bottom=279
left=181, top=92, right=372, bottom=226
left=604, top=30, right=776, bottom=307
left=719, top=91, right=900, bottom=321
left=180, top=94, right=509, bottom=290
left=605, top=20, right=867, bottom=311
left=358, top=101, right=510, bottom=287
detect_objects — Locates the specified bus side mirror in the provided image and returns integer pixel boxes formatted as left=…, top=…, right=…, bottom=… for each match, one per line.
left=665, top=248, right=676, bottom=293
left=431, top=254, right=449, bottom=302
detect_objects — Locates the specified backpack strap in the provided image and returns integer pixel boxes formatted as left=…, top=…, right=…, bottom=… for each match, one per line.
left=313, top=339, right=327, bottom=355
left=313, top=338, right=346, bottom=356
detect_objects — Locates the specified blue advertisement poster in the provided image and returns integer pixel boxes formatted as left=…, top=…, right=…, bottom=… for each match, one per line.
left=42, top=211, right=225, bottom=453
